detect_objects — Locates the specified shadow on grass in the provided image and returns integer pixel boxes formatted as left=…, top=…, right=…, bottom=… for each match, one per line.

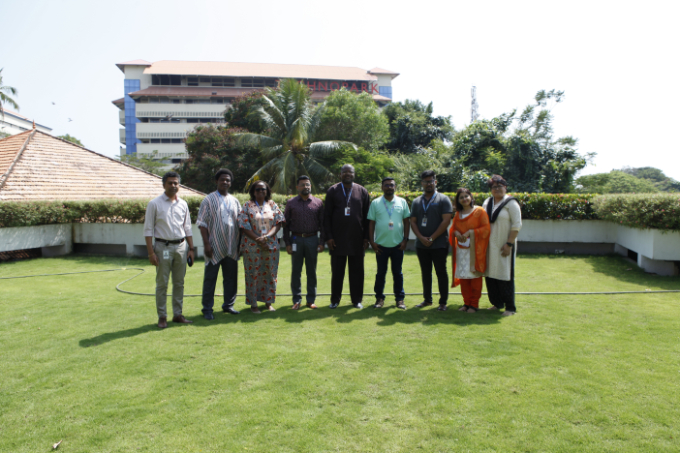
left=520, top=254, right=680, bottom=289
left=79, top=303, right=503, bottom=347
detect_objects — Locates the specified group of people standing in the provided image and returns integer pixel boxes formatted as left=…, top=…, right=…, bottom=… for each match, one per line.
left=143, top=166, right=521, bottom=329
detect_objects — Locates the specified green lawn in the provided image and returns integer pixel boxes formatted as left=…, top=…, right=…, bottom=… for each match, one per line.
left=1, top=253, right=679, bottom=452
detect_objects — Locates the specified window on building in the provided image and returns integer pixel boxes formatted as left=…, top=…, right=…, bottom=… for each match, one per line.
left=150, top=118, right=161, bottom=123
left=171, top=139, right=182, bottom=143
left=241, top=78, right=253, bottom=87
left=152, top=74, right=181, bottom=86
left=161, top=139, right=171, bottom=143
left=138, top=97, right=149, bottom=103
left=211, top=98, right=224, bottom=104
left=265, top=78, right=278, bottom=87
left=196, top=99, right=211, bottom=104
left=199, top=77, right=211, bottom=84
left=253, top=78, right=265, bottom=88
left=188, top=77, right=199, bottom=86
left=185, top=99, right=194, bottom=104
left=171, top=158, right=183, bottom=163
left=187, top=118, right=200, bottom=123
left=211, top=78, right=223, bottom=87
left=223, top=78, right=235, bottom=87
left=160, top=98, right=170, bottom=104
left=151, top=139, right=161, bottom=143
left=148, top=97, right=160, bottom=103
left=172, top=99, right=181, bottom=104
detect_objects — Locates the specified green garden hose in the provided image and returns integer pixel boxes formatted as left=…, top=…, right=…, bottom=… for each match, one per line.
left=2, top=268, right=678, bottom=297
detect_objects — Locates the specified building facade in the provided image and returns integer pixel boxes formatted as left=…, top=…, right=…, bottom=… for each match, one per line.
left=113, top=60, right=398, bottom=162
left=0, top=109, right=52, bottom=137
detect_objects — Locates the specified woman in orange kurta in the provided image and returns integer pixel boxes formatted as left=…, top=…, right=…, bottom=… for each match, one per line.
left=448, top=188, right=490, bottom=312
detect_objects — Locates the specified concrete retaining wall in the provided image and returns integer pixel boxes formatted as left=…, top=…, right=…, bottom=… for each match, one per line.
left=1, top=221, right=678, bottom=276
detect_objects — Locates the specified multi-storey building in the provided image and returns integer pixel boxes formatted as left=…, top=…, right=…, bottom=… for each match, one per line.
left=113, top=60, right=398, bottom=162
left=0, top=109, right=52, bottom=136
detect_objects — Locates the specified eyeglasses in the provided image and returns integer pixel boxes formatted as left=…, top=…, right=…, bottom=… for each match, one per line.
left=254, top=188, right=267, bottom=192
left=422, top=180, right=435, bottom=185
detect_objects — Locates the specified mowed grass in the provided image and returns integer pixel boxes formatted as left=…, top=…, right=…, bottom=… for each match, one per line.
left=1, top=253, right=679, bottom=453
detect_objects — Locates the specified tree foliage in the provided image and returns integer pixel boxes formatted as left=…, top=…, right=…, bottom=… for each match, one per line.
left=0, top=68, right=19, bottom=118
left=314, top=89, right=389, bottom=150
left=449, top=90, right=591, bottom=193
left=57, top=134, right=84, bottom=147
left=235, top=79, right=356, bottom=194
left=176, top=124, right=262, bottom=194
left=382, top=100, right=454, bottom=154
left=618, top=167, right=680, bottom=192
left=576, top=171, right=660, bottom=194
left=117, top=151, right=166, bottom=176
left=223, top=91, right=267, bottom=134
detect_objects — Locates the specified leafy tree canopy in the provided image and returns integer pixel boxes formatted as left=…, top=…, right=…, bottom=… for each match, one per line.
left=118, top=151, right=165, bottom=176
left=449, top=90, right=591, bottom=193
left=235, top=79, right=356, bottom=194
left=0, top=68, right=19, bottom=118
left=618, top=166, right=680, bottom=192
left=319, top=145, right=394, bottom=191
left=57, top=134, right=84, bottom=147
left=314, top=89, right=389, bottom=150
left=223, top=91, right=267, bottom=134
left=382, top=99, right=454, bottom=154
left=177, top=124, right=262, bottom=194
left=576, top=171, right=659, bottom=194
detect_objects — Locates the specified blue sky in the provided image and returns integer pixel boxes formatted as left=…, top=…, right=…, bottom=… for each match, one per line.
left=3, top=0, right=679, bottom=180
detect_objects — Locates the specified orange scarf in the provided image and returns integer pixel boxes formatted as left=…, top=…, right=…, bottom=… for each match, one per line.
left=448, top=206, right=490, bottom=287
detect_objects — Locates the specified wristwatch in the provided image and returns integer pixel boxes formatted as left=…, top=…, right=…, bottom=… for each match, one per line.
left=506, top=242, right=514, bottom=247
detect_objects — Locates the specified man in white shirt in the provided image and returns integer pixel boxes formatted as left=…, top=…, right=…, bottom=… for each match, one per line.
left=144, top=171, right=195, bottom=329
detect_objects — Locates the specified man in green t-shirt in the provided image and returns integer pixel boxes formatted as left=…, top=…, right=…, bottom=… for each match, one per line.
left=368, top=177, right=411, bottom=309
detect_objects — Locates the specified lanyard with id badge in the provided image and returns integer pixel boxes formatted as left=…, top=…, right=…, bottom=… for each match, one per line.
left=383, top=197, right=396, bottom=230
left=341, top=183, right=353, bottom=216
left=255, top=201, right=268, bottom=237
left=421, top=191, right=437, bottom=228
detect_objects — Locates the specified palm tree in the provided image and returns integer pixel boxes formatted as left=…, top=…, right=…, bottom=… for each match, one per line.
left=0, top=68, right=19, bottom=119
left=235, top=78, right=356, bottom=193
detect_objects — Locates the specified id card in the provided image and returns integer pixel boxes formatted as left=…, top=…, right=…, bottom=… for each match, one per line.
left=388, top=221, right=394, bottom=230
left=421, top=217, right=428, bottom=227
left=292, top=244, right=297, bottom=252
left=345, top=207, right=350, bottom=216
left=162, top=250, right=170, bottom=260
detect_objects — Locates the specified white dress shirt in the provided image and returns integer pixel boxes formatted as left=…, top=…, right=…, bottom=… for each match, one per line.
left=143, top=193, right=193, bottom=240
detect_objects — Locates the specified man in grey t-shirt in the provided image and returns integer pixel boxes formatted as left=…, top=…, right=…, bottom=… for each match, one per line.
left=410, top=170, right=453, bottom=310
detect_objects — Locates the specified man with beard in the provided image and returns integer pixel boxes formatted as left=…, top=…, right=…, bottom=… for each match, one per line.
left=283, top=175, right=325, bottom=310
left=144, top=171, right=196, bottom=328
left=324, top=164, right=371, bottom=309
left=410, top=170, right=453, bottom=311
left=196, top=168, right=242, bottom=320
left=368, top=177, right=411, bottom=309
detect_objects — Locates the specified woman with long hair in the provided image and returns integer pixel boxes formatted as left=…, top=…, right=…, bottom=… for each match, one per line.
left=448, top=188, right=490, bottom=312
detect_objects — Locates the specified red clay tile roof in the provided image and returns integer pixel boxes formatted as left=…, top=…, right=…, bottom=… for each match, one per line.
left=142, top=60, right=380, bottom=81
left=0, top=131, right=204, bottom=201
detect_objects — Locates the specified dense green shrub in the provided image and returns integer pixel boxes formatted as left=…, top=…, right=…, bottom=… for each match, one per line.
left=593, top=194, right=680, bottom=232
left=2, top=193, right=677, bottom=230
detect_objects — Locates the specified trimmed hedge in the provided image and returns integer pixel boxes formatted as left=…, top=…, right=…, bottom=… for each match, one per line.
left=592, top=193, right=680, bottom=232
left=0, top=192, right=676, bottom=231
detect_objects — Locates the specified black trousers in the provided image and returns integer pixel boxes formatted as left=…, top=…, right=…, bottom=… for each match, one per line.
left=330, top=253, right=364, bottom=305
left=485, top=246, right=516, bottom=312
left=201, top=256, right=238, bottom=314
left=416, top=247, right=449, bottom=305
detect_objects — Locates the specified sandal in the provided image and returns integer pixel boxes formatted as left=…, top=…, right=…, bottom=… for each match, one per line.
left=396, top=300, right=406, bottom=310
left=250, top=307, right=261, bottom=314
left=291, top=303, right=301, bottom=310
left=458, top=305, right=469, bottom=312
left=502, top=311, right=516, bottom=316
left=466, top=306, right=479, bottom=313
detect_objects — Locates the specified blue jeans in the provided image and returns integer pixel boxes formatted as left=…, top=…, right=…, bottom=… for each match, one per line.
left=373, top=245, right=405, bottom=301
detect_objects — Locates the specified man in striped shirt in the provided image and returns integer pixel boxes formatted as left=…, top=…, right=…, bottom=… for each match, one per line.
left=197, top=169, right=242, bottom=320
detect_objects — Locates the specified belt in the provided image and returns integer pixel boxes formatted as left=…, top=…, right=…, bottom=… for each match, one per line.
left=291, top=232, right=317, bottom=238
left=155, top=237, right=185, bottom=245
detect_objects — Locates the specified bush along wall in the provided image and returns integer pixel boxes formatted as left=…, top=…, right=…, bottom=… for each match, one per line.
left=1, top=193, right=677, bottom=231
left=593, top=193, right=680, bottom=232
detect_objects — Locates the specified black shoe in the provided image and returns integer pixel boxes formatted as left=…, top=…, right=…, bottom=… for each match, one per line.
left=437, top=304, right=448, bottom=311
left=416, top=301, right=433, bottom=308
left=223, top=307, right=240, bottom=315
left=353, top=302, right=364, bottom=309
left=203, top=313, right=215, bottom=320
left=329, top=302, right=339, bottom=309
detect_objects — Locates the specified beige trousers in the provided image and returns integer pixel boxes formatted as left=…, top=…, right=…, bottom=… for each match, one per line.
left=154, top=241, right=187, bottom=318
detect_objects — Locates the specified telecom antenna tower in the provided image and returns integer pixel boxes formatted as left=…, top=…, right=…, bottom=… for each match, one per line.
left=471, top=85, right=479, bottom=123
